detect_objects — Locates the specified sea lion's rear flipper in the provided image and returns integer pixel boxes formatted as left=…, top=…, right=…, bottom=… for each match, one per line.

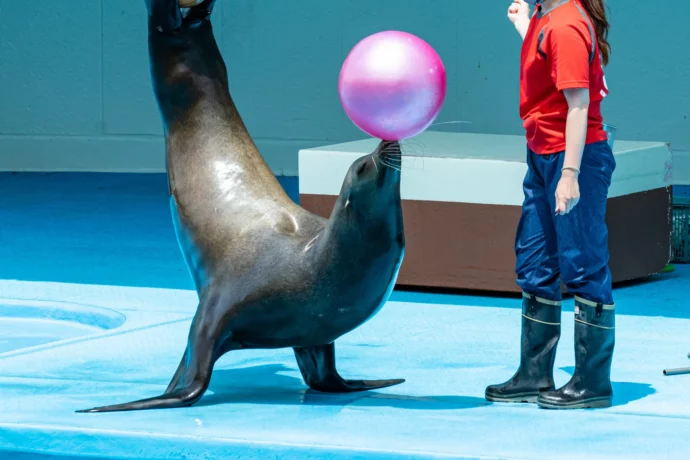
left=293, top=343, right=404, bottom=392
left=145, top=0, right=183, bottom=33
left=145, top=0, right=216, bottom=33
left=76, top=294, right=222, bottom=413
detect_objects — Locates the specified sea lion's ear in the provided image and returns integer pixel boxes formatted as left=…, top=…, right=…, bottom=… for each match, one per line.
left=344, top=191, right=353, bottom=208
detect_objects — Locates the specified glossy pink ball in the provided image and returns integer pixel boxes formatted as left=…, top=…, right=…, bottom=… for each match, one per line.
left=339, top=30, right=446, bottom=141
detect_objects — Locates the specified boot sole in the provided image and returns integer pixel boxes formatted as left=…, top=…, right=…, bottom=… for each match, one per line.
left=537, top=396, right=612, bottom=410
left=485, top=392, right=539, bottom=403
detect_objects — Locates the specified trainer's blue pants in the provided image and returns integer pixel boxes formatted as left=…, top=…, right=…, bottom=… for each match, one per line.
left=515, top=140, right=616, bottom=305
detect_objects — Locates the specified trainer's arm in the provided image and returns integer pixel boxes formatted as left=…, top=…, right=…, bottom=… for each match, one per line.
left=561, top=87, right=589, bottom=176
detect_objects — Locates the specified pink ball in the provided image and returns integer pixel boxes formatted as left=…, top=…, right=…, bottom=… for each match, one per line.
left=338, top=31, right=447, bottom=141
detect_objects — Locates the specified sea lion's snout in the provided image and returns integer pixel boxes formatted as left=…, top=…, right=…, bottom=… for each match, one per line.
left=375, top=140, right=401, bottom=155
left=374, top=140, right=401, bottom=167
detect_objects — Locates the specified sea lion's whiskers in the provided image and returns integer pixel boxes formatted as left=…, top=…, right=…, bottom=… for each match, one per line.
left=393, top=141, right=428, bottom=171
left=381, top=160, right=402, bottom=172
left=427, top=119, right=472, bottom=128
left=380, top=150, right=402, bottom=164
left=381, top=143, right=401, bottom=154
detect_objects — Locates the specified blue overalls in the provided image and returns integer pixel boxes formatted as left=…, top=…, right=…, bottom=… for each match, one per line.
left=514, top=140, right=616, bottom=305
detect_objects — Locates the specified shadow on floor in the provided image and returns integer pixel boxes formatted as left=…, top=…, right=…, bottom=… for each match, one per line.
left=559, top=366, right=655, bottom=407
left=199, top=364, right=490, bottom=411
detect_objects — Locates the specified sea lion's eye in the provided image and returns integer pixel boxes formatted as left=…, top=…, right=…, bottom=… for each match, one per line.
left=356, top=161, right=367, bottom=175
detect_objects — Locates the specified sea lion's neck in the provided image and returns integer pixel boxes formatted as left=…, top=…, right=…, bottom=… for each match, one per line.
left=323, top=175, right=403, bottom=256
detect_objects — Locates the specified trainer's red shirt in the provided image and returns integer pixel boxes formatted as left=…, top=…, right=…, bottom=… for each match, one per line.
left=520, top=0, right=609, bottom=154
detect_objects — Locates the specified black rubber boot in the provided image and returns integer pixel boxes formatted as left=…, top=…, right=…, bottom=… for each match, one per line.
left=485, top=293, right=561, bottom=403
left=537, top=296, right=615, bottom=409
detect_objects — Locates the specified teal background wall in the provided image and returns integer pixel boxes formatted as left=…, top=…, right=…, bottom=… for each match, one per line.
left=0, top=0, right=688, bottom=179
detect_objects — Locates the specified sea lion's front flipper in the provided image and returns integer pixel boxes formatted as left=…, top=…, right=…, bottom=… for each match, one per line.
left=293, top=343, right=404, bottom=393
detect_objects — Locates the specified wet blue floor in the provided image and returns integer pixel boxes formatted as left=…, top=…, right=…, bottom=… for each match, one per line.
left=0, top=172, right=689, bottom=459
left=0, top=317, right=98, bottom=354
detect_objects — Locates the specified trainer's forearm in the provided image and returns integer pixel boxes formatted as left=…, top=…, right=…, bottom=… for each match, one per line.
left=561, top=87, right=590, bottom=175
left=516, top=21, right=530, bottom=40
left=562, top=106, right=588, bottom=174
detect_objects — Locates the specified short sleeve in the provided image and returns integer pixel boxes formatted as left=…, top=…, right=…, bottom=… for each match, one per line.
left=545, top=22, right=591, bottom=90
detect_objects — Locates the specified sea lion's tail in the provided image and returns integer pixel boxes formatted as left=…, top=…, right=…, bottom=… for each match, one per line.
left=76, top=382, right=206, bottom=413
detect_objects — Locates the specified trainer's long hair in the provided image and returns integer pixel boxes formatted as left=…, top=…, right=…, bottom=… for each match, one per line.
left=579, top=0, right=611, bottom=66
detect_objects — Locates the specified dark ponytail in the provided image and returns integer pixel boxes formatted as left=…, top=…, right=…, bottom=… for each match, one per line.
left=579, top=0, right=611, bottom=66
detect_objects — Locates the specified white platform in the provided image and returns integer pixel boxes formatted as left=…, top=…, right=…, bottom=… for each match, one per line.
left=298, top=131, right=673, bottom=205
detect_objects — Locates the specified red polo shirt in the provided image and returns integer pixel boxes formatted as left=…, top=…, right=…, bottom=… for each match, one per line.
left=520, top=0, right=609, bottom=154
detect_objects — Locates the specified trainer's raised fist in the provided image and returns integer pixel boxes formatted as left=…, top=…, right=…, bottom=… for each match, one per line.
left=508, top=0, right=531, bottom=25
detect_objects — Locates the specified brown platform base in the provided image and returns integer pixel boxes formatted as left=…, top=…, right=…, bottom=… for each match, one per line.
left=300, top=187, right=673, bottom=293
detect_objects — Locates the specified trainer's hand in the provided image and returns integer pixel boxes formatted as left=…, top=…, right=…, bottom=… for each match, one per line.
left=508, top=0, right=531, bottom=38
left=555, top=170, right=580, bottom=215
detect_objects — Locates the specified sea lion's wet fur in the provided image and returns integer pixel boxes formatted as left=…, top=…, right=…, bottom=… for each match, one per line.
left=78, top=0, right=405, bottom=413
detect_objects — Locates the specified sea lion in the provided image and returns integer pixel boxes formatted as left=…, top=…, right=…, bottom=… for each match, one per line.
left=77, top=0, right=405, bottom=413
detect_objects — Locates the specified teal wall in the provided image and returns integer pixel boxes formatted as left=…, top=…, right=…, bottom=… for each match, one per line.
left=0, top=0, right=688, bottom=177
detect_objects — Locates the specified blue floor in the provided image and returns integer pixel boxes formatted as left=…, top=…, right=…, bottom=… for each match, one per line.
left=1, top=172, right=689, bottom=459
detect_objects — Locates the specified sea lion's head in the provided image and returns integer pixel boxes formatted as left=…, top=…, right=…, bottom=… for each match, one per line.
left=336, top=140, right=403, bottom=228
